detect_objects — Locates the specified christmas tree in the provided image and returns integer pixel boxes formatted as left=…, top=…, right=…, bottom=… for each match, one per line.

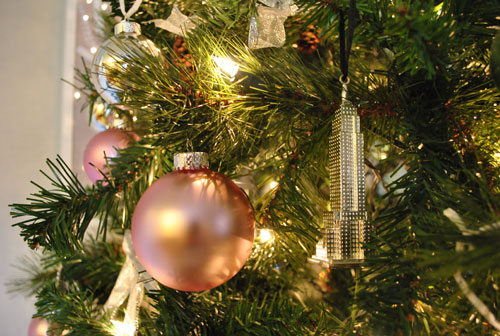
left=10, top=0, right=500, bottom=335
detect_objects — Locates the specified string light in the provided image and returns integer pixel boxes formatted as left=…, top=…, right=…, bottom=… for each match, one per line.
left=101, top=3, right=109, bottom=10
left=73, top=91, right=81, bottom=100
left=90, top=46, right=97, bottom=54
left=111, top=320, right=135, bottom=336
left=257, top=228, right=275, bottom=243
left=268, top=180, right=278, bottom=189
left=434, top=3, right=443, bottom=15
left=83, top=14, right=90, bottom=21
left=86, top=0, right=93, bottom=3
left=211, top=56, right=239, bottom=79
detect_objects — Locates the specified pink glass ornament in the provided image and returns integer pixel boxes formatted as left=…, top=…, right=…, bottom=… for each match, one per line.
left=132, top=155, right=254, bottom=292
left=28, top=317, right=48, bottom=336
left=83, top=129, right=138, bottom=183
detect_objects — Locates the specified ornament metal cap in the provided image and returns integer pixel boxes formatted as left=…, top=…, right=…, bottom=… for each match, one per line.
left=174, top=152, right=209, bottom=170
left=114, top=20, right=141, bottom=35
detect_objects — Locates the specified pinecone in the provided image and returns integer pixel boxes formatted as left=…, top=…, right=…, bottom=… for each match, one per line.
left=172, top=36, right=194, bottom=72
left=296, top=25, right=321, bottom=54
left=359, top=102, right=396, bottom=118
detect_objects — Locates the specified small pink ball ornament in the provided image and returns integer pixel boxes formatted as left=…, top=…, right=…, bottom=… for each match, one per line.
left=83, top=129, right=139, bottom=183
left=28, top=317, right=48, bottom=336
left=132, top=152, right=255, bottom=292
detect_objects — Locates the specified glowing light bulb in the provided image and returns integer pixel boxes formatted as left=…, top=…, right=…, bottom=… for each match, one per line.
left=268, top=180, right=278, bottom=189
left=90, top=46, right=97, bottom=54
left=101, top=3, right=109, bottom=10
left=83, top=14, right=89, bottom=21
left=86, top=0, right=93, bottom=3
left=258, top=229, right=274, bottom=243
left=74, top=91, right=81, bottom=99
left=111, top=320, right=135, bottom=336
left=434, top=3, right=443, bottom=15
left=211, top=56, right=239, bottom=79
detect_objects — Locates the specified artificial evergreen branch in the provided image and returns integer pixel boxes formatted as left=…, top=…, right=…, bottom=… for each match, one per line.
left=10, top=0, right=500, bottom=334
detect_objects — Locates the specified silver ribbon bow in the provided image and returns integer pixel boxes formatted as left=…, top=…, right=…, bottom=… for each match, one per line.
left=248, top=0, right=298, bottom=49
left=104, top=230, right=159, bottom=336
left=119, top=0, right=143, bottom=20
left=148, top=6, right=200, bottom=37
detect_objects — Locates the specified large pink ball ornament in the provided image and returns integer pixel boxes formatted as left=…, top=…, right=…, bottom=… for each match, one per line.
left=83, top=129, right=138, bottom=183
left=132, top=152, right=255, bottom=292
left=28, top=317, right=48, bottom=336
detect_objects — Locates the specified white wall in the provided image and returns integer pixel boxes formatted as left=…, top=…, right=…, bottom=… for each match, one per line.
left=0, top=1, right=69, bottom=335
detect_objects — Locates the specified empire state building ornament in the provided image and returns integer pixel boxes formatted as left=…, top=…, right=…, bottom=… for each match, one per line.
left=310, top=81, right=370, bottom=267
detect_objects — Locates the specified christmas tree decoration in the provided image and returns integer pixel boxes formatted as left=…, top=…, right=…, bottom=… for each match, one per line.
left=131, top=152, right=255, bottom=292
left=172, top=36, right=194, bottom=74
left=296, top=25, right=321, bottom=54
left=91, top=101, right=109, bottom=131
left=248, top=1, right=298, bottom=49
left=104, top=231, right=159, bottom=336
left=91, top=20, right=159, bottom=109
left=311, top=0, right=369, bottom=267
left=91, top=0, right=159, bottom=109
left=27, top=317, right=48, bottom=336
left=83, top=129, right=139, bottom=183
left=91, top=101, right=129, bottom=131
left=256, top=228, right=275, bottom=244
left=148, top=5, right=200, bottom=37
left=212, top=56, right=240, bottom=79
left=490, top=29, right=500, bottom=90
left=9, top=0, right=500, bottom=334
left=313, top=87, right=369, bottom=266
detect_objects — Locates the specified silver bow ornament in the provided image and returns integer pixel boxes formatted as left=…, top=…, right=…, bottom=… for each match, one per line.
left=104, top=230, right=159, bottom=336
left=148, top=6, right=200, bottom=37
left=248, top=0, right=298, bottom=49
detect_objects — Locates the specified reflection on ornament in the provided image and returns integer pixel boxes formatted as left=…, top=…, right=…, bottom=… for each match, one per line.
left=91, top=21, right=159, bottom=109
left=91, top=102, right=107, bottom=131
left=132, top=152, right=255, bottom=292
left=83, top=129, right=139, bottom=183
left=27, top=317, right=48, bottom=336
left=91, top=102, right=129, bottom=131
left=211, top=56, right=240, bottom=79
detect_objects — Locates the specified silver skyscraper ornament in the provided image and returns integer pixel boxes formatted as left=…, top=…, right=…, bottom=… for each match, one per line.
left=310, top=80, right=370, bottom=267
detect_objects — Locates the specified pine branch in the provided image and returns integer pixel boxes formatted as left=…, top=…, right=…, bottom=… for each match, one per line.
left=10, top=156, right=111, bottom=254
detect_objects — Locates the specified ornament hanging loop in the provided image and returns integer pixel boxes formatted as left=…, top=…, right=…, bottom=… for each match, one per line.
left=119, top=0, right=143, bottom=21
left=185, top=138, right=194, bottom=152
left=339, top=75, right=350, bottom=101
